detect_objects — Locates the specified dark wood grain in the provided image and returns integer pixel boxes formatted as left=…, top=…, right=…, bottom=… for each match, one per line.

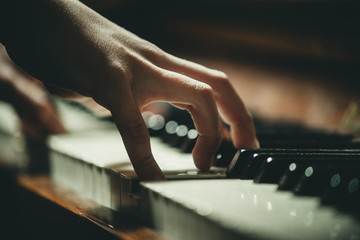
left=7, top=174, right=164, bottom=240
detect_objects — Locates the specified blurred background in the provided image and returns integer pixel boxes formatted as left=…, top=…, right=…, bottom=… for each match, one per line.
left=83, top=0, right=360, bottom=133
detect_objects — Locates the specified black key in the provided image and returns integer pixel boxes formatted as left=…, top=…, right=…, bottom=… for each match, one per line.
left=227, top=149, right=261, bottom=179
left=293, top=165, right=332, bottom=196
left=213, top=141, right=237, bottom=167
left=342, top=177, right=360, bottom=212
left=228, top=149, right=360, bottom=179
left=332, top=176, right=360, bottom=214
left=228, top=152, right=272, bottom=179
left=227, top=149, right=300, bottom=179
left=278, top=163, right=305, bottom=191
left=321, top=173, right=347, bottom=206
left=321, top=170, right=360, bottom=207
left=241, top=153, right=316, bottom=180
left=254, top=157, right=287, bottom=183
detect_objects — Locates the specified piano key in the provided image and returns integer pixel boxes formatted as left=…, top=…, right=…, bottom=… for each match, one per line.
left=228, top=149, right=360, bottom=179
left=330, top=176, right=360, bottom=215
left=239, top=153, right=292, bottom=179
left=343, top=177, right=360, bottom=211
left=254, top=157, right=287, bottom=184
left=254, top=157, right=338, bottom=186
left=227, top=149, right=259, bottom=178
left=321, top=173, right=344, bottom=205
left=261, top=155, right=360, bottom=183
left=141, top=179, right=360, bottom=240
left=226, top=149, right=300, bottom=179
left=277, top=163, right=305, bottom=191
left=9, top=98, right=360, bottom=239
left=293, top=165, right=359, bottom=198
left=321, top=170, right=360, bottom=207
left=292, top=165, right=331, bottom=196
left=212, top=141, right=237, bottom=167
left=228, top=149, right=320, bottom=179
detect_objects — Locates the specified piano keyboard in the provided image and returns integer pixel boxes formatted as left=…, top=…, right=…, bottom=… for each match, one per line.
left=1, top=99, right=360, bottom=240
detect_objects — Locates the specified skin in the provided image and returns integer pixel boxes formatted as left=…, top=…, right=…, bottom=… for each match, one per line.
left=1, top=0, right=259, bottom=180
left=0, top=44, right=66, bottom=138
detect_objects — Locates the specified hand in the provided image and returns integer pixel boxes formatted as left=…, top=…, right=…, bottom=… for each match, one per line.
left=4, top=0, right=258, bottom=180
left=0, top=44, right=66, bottom=138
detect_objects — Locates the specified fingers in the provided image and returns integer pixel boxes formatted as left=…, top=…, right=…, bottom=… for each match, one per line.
left=153, top=54, right=259, bottom=149
left=136, top=69, right=222, bottom=171
left=12, top=76, right=66, bottom=137
left=107, top=90, right=165, bottom=181
left=0, top=49, right=66, bottom=138
left=11, top=84, right=66, bottom=138
left=180, top=100, right=221, bottom=170
left=19, top=105, right=65, bottom=138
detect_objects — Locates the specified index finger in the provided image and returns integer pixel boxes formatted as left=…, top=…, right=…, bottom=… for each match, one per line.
left=108, top=92, right=165, bottom=181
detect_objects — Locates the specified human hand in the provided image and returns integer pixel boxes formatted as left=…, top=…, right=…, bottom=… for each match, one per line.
left=0, top=44, right=66, bottom=138
left=4, top=0, right=258, bottom=180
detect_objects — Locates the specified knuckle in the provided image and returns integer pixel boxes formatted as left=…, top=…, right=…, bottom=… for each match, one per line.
left=183, top=104, right=196, bottom=114
left=213, top=70, right=229, bottom=81
left=212, top=72, right=232, bottom=90
left=196, top=83, right=215, bottom=101
left=124, top=49, right=144, bottom=67
left=196, top=82, right=212, bottom=93
left=139, top=41, right=166, bottom=60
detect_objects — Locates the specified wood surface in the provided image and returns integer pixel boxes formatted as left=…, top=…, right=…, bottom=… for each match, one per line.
left=0, top=172, right=164, bottom=240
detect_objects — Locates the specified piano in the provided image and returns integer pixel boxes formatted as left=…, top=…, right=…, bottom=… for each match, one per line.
left=1, top=96, right=360, bottom=239
left=1, top=0, right=360, bottom=239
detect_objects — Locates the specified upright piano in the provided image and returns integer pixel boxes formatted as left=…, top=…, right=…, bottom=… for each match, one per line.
left=1, top=0, right=360, bottom=239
